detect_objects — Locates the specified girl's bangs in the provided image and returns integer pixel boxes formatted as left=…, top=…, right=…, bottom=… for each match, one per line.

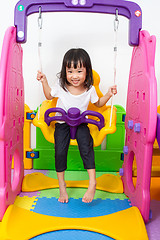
left=66, top=58, right=84, bottom=69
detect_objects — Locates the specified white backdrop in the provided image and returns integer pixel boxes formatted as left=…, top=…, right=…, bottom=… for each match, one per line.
left=0, top=1, right=160, bottom=111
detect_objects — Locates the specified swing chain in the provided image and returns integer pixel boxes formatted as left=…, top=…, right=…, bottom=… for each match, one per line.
left=114, top=9, right=119, bottom=32
left=38, top=6, right=43, bottom=29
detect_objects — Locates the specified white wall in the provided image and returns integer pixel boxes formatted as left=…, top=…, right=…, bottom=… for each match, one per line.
left=0, top=0, right=160, bottom=109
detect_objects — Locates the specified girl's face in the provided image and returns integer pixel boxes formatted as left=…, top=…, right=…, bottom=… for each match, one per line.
left=66, top=62, right=86, bottom=88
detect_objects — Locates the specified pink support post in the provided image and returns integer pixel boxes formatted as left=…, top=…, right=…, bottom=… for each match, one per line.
left=0, top=27, right=24, bottom=221
left=122, top=30, right=157, bottom=223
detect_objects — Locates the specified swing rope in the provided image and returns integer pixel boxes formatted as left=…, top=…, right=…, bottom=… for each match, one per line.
left=37, top=6, right=43, bottom=120
left=110, top=9, right=119, bottom=126
left=38, top=6, right=43, bottom=73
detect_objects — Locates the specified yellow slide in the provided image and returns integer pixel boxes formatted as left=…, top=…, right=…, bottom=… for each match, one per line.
left=0, top=205, right=148, bottom=240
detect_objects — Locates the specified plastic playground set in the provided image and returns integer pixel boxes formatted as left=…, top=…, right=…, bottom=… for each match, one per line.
left=0, top=0, right=160, bottom=239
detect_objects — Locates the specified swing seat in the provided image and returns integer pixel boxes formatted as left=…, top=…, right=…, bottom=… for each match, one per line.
left=33, top=70, right=117, bottom=147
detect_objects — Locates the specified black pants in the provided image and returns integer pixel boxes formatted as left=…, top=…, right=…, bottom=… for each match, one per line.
left=54, top=123, right=95, bottom=172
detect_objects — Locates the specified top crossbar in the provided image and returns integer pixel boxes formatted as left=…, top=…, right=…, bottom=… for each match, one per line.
left=14, top=0, right=142, bottom=45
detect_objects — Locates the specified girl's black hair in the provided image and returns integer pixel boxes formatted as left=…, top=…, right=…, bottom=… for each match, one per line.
left=58, top=48, right=93, bottom=90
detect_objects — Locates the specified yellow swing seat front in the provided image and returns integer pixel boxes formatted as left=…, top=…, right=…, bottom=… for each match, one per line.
left=33, top=70, right=117, bottom=147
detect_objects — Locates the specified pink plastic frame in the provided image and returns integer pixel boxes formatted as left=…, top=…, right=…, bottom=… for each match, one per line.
left=0, top=27, right=24, bottom=221
left=122, top=30, right=157, bottom=223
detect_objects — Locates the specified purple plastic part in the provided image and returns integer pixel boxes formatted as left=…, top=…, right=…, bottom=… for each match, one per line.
left=128, top=120, right=133, bottom=129
left=45, top=107, right=66, bottom=125
left=119, top=168, right=124, bottom=176
left=44, top=107, right=104, bottom=139
left=149, top=209, right=152, bottom=220
left=123, top=146, right=128, bottom=154
left=14, top=0, right=142, bottom=45
left=157, top=113, right=160, bottom=148
left=134, top=122, right=141, bottom=133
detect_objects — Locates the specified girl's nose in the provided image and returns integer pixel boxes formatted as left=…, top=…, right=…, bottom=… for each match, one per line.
left=73, top=73, right=78, bottom=79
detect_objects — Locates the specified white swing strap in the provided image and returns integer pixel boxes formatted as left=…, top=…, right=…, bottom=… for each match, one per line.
left=38, top=6, right=43, bottom=73
left=37, top=7, right=43, bottom=120
left=110, top=9, right=119, bottom=127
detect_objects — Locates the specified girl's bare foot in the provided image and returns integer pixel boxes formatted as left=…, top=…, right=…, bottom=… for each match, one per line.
left=82, top=182, right=96, bottom=203
left=57, top=171, right=68, bottom=203
left=58, top=182, right=69, bottom=203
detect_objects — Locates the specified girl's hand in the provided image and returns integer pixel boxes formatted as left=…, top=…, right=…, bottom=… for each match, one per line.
left=108, top=85, right=117, bottom=97
left=37, top=70, right=47, bottom=82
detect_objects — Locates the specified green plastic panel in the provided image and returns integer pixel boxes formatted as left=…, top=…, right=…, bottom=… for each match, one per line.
left=33, top=105, right=126, bottom=172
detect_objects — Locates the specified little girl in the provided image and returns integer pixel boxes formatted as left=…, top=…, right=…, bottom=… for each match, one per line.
left=37, top=48, right=117, bottom=204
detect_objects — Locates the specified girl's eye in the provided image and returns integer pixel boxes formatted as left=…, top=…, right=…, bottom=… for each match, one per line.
left=78, top=71, right=82, bottom=73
